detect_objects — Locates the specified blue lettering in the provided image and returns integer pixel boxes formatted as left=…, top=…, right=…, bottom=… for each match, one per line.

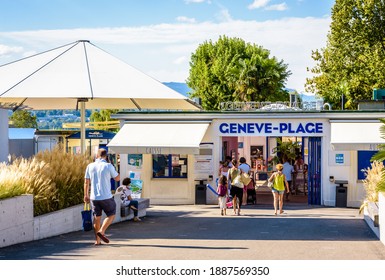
left=296, top=123, right=305, bottom=133
left=255, top=123, right=264, bottom=133
left=219, top=122, right=324, bottom=135
left=316, top=123, right=323, bottom=133
left=265, top=123, right=272, bottom=133
left=238, top=123, right=247, bottom=133
left=288, top=123, right=295, bottom=133
left=279, top=123, right=288, bottom=133
left=219, top=123, right=229, bottom=133
left=305, top=123, right=315, bottom=133
left=247, top=123, right=255, bottom=134
left=230, top=123, right=237, bottom=134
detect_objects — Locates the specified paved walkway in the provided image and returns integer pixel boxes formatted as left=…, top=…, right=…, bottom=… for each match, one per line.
left=1, top=203, right=384, bottom=260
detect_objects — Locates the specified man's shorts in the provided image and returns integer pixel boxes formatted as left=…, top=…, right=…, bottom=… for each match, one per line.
left=91, top=197, right=116, bottom=217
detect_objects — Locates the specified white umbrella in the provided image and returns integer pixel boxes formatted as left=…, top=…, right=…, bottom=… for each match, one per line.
left=0, top=40, right=200, bottom=153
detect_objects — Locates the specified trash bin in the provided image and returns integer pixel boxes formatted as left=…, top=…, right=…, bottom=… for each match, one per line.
left=195, top=184, right=207, bottom=204
left=335, top=186, right=347, bottom=207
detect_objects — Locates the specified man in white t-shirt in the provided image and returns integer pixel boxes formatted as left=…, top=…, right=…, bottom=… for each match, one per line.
left=84, top=148, right=120, bottom=245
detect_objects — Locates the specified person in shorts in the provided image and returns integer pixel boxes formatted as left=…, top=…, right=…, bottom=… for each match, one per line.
left=227, top=159, right=244, bottom=216
left=268, top=163, right=290, bottom=215
left=84, top=148, right=120, bottom=245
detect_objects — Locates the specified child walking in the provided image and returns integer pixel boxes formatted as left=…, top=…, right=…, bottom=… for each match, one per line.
left=216, top=175, right=228, bottom=216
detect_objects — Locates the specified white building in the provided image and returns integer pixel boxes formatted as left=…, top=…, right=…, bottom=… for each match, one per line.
left=108, top=106, right=385, bottom=207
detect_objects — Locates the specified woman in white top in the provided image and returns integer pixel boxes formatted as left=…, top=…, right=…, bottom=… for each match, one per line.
left=219, top=160, right=230, bottom=176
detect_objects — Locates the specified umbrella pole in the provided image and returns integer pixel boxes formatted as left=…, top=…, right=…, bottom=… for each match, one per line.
left=80, top=102, right=86, bottom=154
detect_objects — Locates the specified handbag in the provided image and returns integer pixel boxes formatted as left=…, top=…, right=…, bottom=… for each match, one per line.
left=241, top=172, right=252, bottom=186
left=232, top=174, right=243, bottom=188
left=267, top=181, right=273, bottom=189
left=81, top=203, right=93, bottom=231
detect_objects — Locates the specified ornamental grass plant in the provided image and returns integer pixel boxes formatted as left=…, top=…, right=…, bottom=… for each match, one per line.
left=359, top=160, right=384, bottom=213
left=0, top=147, right=92, bottom=216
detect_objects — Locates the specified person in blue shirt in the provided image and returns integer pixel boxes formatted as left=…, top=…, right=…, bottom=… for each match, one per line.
left=84, top=148, right=120, bottom=245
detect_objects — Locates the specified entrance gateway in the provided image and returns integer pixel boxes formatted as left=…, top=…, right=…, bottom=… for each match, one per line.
left=108, top=108, right=384, bottom=207
left=218, top=120, right=324, bottom=205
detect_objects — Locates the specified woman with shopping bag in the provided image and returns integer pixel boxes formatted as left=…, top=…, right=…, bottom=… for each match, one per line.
left=227, top=159, right=245, bottom=216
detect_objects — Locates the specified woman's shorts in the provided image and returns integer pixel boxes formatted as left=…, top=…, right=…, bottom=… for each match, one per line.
left=271, top=188, right=285, bottom=195
left=230, top=186, right=244, bottom=199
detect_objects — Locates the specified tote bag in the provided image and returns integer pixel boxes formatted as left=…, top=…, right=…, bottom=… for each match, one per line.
left=81, top=203, right=93, bottom=231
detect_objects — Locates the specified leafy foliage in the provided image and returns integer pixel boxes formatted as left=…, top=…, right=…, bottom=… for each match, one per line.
left=271, top=138, right=301, bottom=164
left=9, top=110, right=37, bottom=128
left=371, top=118, right=385, bottom=194
left=371, top=119, right=385, bottom=162
left=306, top=0, right=385, bottom=109
left=187, top=36, right=291, bottom=110
left=90, top=109, right=119, bottom=131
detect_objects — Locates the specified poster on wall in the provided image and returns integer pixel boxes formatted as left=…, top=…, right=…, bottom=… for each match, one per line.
left=130, top=179, right=143, bottom=199
left=129, top=171, right=141, bottom=180
left=335, top=154, right=344, bottom=164
left=194, top=155, right=213, bottom=180
left=250, top=146, right=263, bottom=159
left=127, top=154, right=142, bottom=169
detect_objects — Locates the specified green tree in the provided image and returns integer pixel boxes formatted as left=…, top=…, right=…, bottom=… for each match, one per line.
left=187, top=36, right=291, bottom=110
left=90, top=109, right=118, bottom=131
left=272, top=138, right=301, bottom=164
left=9, top=110, right=37, bottom=128
left=306, top=0, right=385, bottom=109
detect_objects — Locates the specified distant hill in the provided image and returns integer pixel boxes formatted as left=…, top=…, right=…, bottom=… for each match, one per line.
left=164, top=82, right=317, bottom=102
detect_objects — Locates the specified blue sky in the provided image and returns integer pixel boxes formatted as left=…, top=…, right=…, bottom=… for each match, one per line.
left=0, top=0, right=335, bottom=93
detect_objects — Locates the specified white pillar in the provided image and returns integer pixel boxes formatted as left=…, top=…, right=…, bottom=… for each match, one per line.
left=0, top=109, right=9, bottom=162
left=80, top=102, right=86, bottom=154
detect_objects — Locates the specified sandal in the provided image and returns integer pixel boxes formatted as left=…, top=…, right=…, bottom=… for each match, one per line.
left=96, top=232, right=110, bottom=243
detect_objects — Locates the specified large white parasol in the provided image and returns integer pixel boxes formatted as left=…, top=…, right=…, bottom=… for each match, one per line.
left=0, top=40, right=200, bottom=153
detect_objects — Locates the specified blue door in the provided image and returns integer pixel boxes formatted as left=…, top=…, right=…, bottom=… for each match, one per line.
left=308, top=137, right=322, bottom=205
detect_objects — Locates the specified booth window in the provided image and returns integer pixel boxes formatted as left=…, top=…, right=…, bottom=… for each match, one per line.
left=357, top=151, right=378, bottom=180
left=153, top=154, right=188, bottom=178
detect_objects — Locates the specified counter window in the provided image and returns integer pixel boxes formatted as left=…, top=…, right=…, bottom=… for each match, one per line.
left=153, top=154, right=188, bottom=178
left=357, top=151, right=378, bottom=180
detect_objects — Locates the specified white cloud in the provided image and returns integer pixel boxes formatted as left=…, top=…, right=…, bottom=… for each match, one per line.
left=176, top=16, right=196, bottom=23
left=248, top=0, right=271, bottom=10
left=0, top=16, right=331, bottom=92
left=216, top=8, right=233, bottom=22
left=265, top=3, right=288, bottom=11
left=0, top=44, right=23, bottom=56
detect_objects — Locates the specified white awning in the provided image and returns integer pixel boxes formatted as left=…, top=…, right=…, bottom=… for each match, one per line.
left=330, top=121, right=383, bottom=150
left=107, top=122, right=210, bottom=154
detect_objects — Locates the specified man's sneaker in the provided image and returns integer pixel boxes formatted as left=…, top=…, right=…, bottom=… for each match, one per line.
left=134, top=217, right=141, bottom=222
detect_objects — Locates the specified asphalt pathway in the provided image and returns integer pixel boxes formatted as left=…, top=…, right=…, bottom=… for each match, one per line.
left=1, top=203, right=384, bottom=260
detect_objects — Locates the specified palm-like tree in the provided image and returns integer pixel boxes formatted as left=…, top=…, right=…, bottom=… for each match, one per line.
left=229, top=51, right=290, bottom=103
left=371, top=118, right=385, bottom=192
